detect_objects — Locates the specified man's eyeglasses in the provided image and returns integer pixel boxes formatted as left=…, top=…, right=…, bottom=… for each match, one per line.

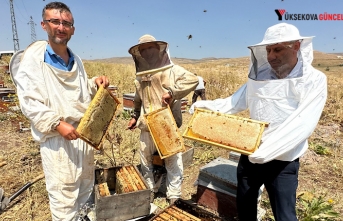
left=44, top=19, right=73, bottom=28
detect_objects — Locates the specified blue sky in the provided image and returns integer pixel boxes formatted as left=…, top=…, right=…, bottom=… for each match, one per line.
left=0, top=0, right=342, bottom=59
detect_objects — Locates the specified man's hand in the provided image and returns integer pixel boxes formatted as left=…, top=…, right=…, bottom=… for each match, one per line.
left=56, top=121, right=79, bottom=140
left=162, top=91, right=172, bottom=105
left=127, top=118, right=137, bottom=131
left=95, top=76, right=110, bottom=88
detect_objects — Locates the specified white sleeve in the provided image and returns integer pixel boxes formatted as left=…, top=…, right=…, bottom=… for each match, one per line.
left=249, top=73, right=327, bottom=164
left=15, top=61, right=61, bottom=133
left=15, top=53, right=61, bottom=133
left=189, top=84, right=248, bottom=114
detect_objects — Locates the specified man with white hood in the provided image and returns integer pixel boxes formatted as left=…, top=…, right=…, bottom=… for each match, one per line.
left=127, top=34, right=198, bottom=204
left=11, top=2, right=109, bottom=220
left=190, top=23, right=327, bottom=220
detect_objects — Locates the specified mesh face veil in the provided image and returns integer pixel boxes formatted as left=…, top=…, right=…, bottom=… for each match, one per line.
left=247, top=43, right=303, bottom=80
left=247, top=23, right=314, bottom=81
left=128, top=39, right=173, bottom=75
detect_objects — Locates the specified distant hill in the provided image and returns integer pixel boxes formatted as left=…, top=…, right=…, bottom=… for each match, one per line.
left=329, top=52, right=343, bottom=56
left=85, top=51, right=342, bottom=64
left=87, top=57, right=134, bottom=64
left=313, top=51, right=343, bottom=60
left=86, top=56, right=243, bottom=65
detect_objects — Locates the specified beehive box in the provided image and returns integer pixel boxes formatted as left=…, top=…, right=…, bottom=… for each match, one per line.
left=149, top=199, right=221, bottom=221
left=144, top=106, right=185, bottom=159
left=95, top=166, right=151, bottom=221
left=196, top=157, right=238, bottom=219
left=123, top=93, right=135, bottom=111
left=152, top=145, right=194, bottom=168
left=77, top=86, right=120, bottom=150
left=183, top=108, right=269, bottom=155
left=181, top=98, right=188, bottom=113
left=196, top=157, right=265, bottom=220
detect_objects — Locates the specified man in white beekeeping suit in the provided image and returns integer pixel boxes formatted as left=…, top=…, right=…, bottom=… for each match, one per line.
left=190, top=23, right=327, bottom=220
left=11, top=2, right=110, bottom=220
left=127, top=34, right=198, bottom=205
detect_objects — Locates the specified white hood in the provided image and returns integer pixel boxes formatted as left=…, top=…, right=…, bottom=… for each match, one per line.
left=190, top=23, right=327, bottom=164
left=247, top=23, right=314, bottom=81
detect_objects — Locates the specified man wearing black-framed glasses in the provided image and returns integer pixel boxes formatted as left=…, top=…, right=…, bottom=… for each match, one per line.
left=11, top=2, right=110, bottom=220
left=43, top=19, right=74, bottom=28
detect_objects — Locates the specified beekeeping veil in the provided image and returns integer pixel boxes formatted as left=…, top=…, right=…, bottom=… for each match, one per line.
left=190, top=23, right=327, bottom=164
left=247, top=23, right=314, bottom=80
left=128, top=34, right=173, bottom=75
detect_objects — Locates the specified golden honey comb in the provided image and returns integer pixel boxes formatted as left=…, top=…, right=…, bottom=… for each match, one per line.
left=183, top=108, right=268, bottom=155
left=77, top=86, right=120, bottom=150
left=144, top=107, right=185, bottom=159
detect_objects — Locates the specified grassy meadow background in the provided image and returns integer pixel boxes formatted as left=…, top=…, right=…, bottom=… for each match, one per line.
left=0, top=51, right=342, bottom=220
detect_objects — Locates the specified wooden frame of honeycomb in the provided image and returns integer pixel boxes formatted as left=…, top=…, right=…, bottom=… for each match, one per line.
left=152, top=205, right=201, bottom=221
left=96, top=165, right=147, bottom=197
left=76, top=86, right=120, bottom=150
left=183, top=108, right=269, bottom=155
left=115, top=165, right=147, bottom=194
left=144, top=106, right=185, bottom=159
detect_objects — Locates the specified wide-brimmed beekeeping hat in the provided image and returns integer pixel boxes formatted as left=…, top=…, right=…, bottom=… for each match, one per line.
left=128, top=34, right=173, bottom=75
left=128, top=34, right=168, bottom=55
left=249, top=23, right=314, bottom=47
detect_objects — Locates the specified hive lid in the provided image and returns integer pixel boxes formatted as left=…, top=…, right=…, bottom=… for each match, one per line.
left=183, top=108, right=269, bottom=155
left=199, top=157, right=238, bottom=192
left=76, top=86, right=120, bottom=150
left=144, top=106, right=185, bottom=159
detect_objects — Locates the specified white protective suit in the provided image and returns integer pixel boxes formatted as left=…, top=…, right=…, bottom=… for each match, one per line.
left=190, top=24, right=327, bottom=164
left=129, top=35, right=198, bottom=199
left=12, top=41, right=97, bottom=220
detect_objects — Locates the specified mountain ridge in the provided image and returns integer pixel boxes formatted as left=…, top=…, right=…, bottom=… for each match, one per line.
left=84, top=51, right=342, bottom=64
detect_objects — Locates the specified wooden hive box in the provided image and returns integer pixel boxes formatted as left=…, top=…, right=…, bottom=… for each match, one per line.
left=196, top=157, right=238, bottom=219
left=196, top=157, right=265, bottom=220
left=181, top=97, right=188, bottom=113
left=183, top=108, right=269, bottom=155
left=77, top=86, right=120, bottom=150
left=123, top=93, right=135, bottom=112
left=152, top=145, right=194, bottom=168
left=94, top=166, right=151, bottom=221
left=149, top=199, right=221, bottom=221
left=144, top=106, right=185, bottom=159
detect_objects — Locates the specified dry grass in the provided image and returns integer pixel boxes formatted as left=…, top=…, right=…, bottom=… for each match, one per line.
left=0, top=51, right=342, bottom=220
left=0, top=56, right=11, bottom=66
left=84, top=62, right=136, bottom=96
